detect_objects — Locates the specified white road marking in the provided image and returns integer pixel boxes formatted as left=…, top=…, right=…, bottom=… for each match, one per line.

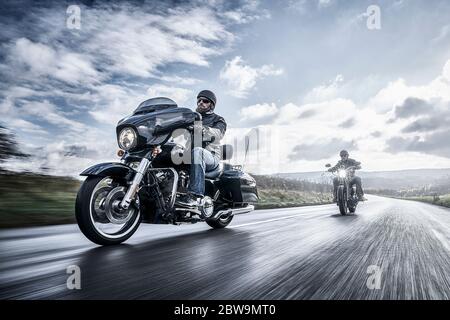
left=230, top=210, right=327, bottom=228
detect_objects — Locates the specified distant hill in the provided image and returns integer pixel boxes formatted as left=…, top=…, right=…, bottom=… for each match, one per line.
left=275, top=168, right=450, bottom=190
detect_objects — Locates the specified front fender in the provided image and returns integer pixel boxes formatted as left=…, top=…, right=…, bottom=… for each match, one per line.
left=80, top=162, right=135, bottom=177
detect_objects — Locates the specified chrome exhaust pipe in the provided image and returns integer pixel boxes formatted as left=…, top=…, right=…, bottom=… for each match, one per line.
left=212, top=205, right=254, bottom=220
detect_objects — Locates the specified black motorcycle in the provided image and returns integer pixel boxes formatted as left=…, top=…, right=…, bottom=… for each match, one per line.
left=75, top=97, right=258, bottom=245
left=325, top=164, right=359, bottom=215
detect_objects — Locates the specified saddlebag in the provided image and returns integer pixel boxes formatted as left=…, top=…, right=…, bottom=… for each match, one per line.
left=218, top=165, right=259, bottom=203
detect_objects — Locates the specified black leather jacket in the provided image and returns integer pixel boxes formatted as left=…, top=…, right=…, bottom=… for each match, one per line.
left=329, top=158, right=361, bottom=172
left=199, top=111, right=227, bottom=156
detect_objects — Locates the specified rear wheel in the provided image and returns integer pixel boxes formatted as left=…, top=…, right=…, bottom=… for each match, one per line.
left=337, top=185, right=348, bottom=215
left=75, top=176, right=142, bottom=245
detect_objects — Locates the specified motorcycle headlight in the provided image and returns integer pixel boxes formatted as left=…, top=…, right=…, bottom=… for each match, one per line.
left=338, top=169, right=347, bottom=178
left=118, top=127, right=137, bottom=151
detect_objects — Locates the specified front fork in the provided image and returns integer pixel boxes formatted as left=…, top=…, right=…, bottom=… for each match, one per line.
left=120, top=157, right=151, bottom=210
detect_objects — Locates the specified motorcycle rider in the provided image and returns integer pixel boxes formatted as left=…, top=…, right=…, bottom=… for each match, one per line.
left=178, top=90, right=227, bottom=207
left=328, top=150, right=367, bottom=202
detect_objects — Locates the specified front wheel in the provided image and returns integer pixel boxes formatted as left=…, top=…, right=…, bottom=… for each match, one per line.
left=75, top=176, right=142, bottom=245
left=337, top=185, right=348, bottom=215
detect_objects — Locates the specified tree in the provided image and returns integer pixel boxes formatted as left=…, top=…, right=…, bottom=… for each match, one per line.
left=0, top=125, right=29, bottom=167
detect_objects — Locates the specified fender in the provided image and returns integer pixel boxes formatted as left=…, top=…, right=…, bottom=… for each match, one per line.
left=80, top=162, right=135, bottom=177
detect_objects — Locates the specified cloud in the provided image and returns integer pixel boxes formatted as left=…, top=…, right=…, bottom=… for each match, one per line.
left=147, top=84, right=192, bottom=105
left=287, top=0, right=334, bottom=13
left=21, top=100, right=86, bottom=132
left=10, top=38, right=100, bottom=85
left=239, top=103, right=279, bottom=123
left=161, top=7, right=234, bottom=42
left=222, top=0, right=271, bottom=24
left=432, top=24, right=450, bottom=44
left=371, top=131, right=382, bottom=138
left=387, top=130, right=450, bottom=158
left=318, top=0, right=333, bottom=9
left=220, top=56, right=283, bottom=98
left=274, top=98, right=356, bottom=125
left=303, top=74, right=344, bottom=103
left=298, top=109, right=317, bottom=118
left=88, top=84, right=149, bottom=125
left=401, top=117, right=443, bottom=133
left=8, top=119, right=47, bottom=134
left=288, top=138, right=357, bottom=161
left=0, top=1, right=273, bottom=177
left=393, top=97, right=432, bottom=118
left=231, top=58, right=450, bottom=172
left=367, top=60, right=450, bottom=113
left=160, top=75, right=201, bottom=86
left=339, top=117, right=355, bottom=128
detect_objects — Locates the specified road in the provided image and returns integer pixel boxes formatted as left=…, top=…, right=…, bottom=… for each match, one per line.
left=1, top=195, right=450, bottom=299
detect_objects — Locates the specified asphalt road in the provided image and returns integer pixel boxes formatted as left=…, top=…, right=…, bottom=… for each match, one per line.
left=1, top=195, right=450, bottom=300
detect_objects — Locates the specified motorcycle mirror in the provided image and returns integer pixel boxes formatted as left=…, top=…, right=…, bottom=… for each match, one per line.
left=325, top=163, right=331, bottom=168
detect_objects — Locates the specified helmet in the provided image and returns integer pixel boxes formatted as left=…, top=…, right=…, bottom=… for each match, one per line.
left=197, top=90, right=216, bottom=106
left=340, top=150, right=349, bottom=157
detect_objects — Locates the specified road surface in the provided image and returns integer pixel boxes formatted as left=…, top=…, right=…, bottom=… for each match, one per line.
left=1, top=195, right=450, bottom=299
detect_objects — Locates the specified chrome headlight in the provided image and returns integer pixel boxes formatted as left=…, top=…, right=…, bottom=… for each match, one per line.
left=118, top=127, right=137, bottom=151
left=338, top=169, right=347, bottom=178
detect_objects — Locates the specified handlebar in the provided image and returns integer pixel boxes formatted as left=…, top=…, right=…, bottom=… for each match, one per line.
left=194, top=112, right=202, bottom=121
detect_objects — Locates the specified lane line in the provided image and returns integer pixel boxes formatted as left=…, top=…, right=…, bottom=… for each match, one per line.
left=230, top=211, right=328, bottom=228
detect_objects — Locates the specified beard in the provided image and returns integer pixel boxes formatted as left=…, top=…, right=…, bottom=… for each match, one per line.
left=196, top=105, right=213, bottom=114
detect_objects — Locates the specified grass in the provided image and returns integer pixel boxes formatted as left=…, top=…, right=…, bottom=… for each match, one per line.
left=255, top=189, right=333, bottom=209
left=0, top=171, right=333, bottom=228
left=402, top=194, right=450, bottom=208
left=0, top=172, right=80, bottom=228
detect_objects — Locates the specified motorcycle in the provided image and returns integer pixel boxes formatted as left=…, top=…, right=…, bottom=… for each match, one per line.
left=75, top=97, right=258, bottom=245
left=325, top=164, right=359, bottom=215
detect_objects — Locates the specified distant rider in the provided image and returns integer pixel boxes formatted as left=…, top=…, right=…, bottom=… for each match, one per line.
left=328, top=150, right=367, bottom=202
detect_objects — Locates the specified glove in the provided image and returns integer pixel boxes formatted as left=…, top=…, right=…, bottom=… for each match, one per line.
left=187, top=124, right=205, bottom=134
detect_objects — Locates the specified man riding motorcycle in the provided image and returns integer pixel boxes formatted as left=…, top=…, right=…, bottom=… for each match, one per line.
left=178, top=90, right=227, bottom=207
left=328, top=150, right=367, bottom=202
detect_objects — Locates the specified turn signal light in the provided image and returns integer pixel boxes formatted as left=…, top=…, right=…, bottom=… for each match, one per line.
left=117, top=149, right=125, bottom=157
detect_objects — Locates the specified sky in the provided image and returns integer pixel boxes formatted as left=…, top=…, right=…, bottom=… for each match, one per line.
left=1, top=0, right=450, bottom=176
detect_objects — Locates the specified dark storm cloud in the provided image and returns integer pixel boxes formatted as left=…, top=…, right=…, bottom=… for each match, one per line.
left=386, top=129, right=450, bottom=158
left=393, top=97, right=432, bottom=119
left=389, top=97, right=450, bottom=135
left=399, top=100, right=450, bottom=133
left=371, top=131, right=382, bottom=138
left=298, top=109, right=316, bottom=118
left=339, top=117, right=355, bottom=128
left=288, top=138, right=357, bottom=161
left=401, top=116, right=445, bottom=133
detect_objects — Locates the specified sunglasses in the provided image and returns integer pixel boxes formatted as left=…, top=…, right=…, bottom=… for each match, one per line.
left=197, top=98, right=211, bottom=104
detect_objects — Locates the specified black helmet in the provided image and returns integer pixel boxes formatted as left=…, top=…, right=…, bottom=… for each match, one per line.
left=197, top=90, right=216, bottom=106
left=340, top=150, right=349, bottom=157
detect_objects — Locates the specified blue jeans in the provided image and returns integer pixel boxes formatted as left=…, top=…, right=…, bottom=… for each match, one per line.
left=188, top=147, right=220, bottom=196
